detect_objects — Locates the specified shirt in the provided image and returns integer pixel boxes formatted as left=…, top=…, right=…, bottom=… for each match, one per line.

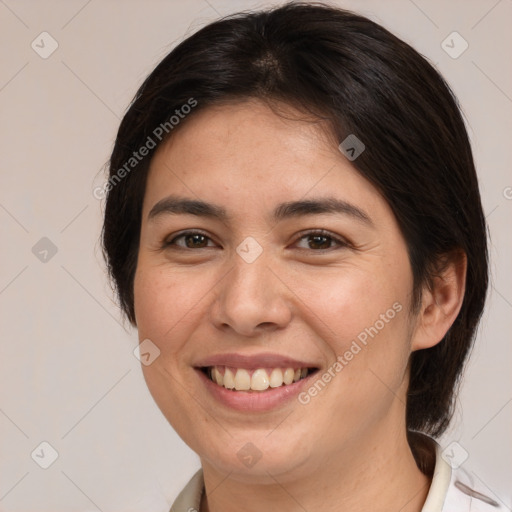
left=170, top=442, right=504, bottom=511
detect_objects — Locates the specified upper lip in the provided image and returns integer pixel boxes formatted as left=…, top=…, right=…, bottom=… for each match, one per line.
left=194, top=352, right=319, bottom=370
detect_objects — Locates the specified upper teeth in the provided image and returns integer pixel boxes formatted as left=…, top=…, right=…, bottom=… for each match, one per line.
left=208, top=366, right=309, bottom=391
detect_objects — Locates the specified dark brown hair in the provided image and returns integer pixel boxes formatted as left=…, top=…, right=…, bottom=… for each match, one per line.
left=102, top=1, right=488, bottom=438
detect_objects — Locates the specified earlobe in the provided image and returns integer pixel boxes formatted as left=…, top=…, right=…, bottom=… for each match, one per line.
left=411, top=250, right=467, bottom=351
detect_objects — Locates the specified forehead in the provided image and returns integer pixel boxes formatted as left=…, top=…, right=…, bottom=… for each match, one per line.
left=143, top=100, right=387, bottom=222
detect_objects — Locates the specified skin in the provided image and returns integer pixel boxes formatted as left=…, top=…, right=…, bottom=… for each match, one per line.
left=133, top=99, right=466, bottom=512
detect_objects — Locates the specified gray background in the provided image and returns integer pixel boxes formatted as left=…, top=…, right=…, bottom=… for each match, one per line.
left=0, top=0, right=510, bottom=510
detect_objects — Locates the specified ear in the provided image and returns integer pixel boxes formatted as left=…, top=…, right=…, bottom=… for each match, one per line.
left=411, top=250, right=467, bottom=351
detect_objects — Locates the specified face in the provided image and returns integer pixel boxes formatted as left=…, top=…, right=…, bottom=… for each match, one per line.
left=134, top=99, right=420, bottom=483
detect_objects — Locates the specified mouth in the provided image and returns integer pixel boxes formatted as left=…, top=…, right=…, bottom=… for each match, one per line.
left=199, top=365, right=319, bottom=392
left=193, top=352, right=321, bottom=411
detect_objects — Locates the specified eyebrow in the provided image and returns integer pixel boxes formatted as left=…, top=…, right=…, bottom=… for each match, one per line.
left=147, top=195, right=373, bottom=226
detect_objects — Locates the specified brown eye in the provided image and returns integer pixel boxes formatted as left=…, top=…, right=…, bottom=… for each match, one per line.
left=306, top=234, right=332, bottom=250
left=183, top=233, right=209, bottom=248
left=294, top=230, right=348, bottom=251
left=164, top=231, right=215, bottom=249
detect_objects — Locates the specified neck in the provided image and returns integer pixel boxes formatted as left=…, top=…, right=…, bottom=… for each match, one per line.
left=200, top=425, right=433, bottom=512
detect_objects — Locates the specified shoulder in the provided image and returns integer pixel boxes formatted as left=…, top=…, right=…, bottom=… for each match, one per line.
left=422, top=438, right=507, bottom=512
left=170, top=468, right=204, bottom=512
left=443, top=465, right=506, bottom=511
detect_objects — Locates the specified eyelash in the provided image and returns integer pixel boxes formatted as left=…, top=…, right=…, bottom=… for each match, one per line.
left=163, top=229, right=350, bottom=252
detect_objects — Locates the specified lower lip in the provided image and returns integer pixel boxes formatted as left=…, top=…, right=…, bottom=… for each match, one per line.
left=196, top=368, right=317, bottom=412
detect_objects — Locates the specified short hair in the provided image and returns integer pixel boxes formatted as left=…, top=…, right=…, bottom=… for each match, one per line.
left=102, top=1, right=489, bottom=438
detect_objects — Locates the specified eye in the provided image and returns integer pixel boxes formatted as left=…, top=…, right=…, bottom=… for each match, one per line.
left=162, top=229, right=349, bottom=252
left=164, top=230, right=217, bottom=249
left=293, top=230, right=349, bottom=251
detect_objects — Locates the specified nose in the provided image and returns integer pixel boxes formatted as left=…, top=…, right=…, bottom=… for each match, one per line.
left=209, top=252, right=293, bottom=337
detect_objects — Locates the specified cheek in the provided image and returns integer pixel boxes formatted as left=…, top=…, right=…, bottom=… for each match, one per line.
left=294, top=268, right=412, bottom=438
left=133, top=263, right=211, bottom=436
left=291, top=259, right=413, bottom=404
left=291, top=262, right=410, bottom=349
left=133, top=263, right=208, bottom=353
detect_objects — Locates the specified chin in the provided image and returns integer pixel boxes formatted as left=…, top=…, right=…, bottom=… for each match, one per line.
left=195, top=432, right=316, bottom=483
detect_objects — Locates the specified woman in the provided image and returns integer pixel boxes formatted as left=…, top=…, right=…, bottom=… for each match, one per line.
left=102, top=2, right=500, bottom=510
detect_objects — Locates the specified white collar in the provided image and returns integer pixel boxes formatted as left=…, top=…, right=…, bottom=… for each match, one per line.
left=421, top=441, right=453, bottom=511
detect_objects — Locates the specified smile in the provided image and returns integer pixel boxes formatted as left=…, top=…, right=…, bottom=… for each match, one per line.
left=204, top=366, right=313, bottom=391
left=194, top=353, right=321, bottom=411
